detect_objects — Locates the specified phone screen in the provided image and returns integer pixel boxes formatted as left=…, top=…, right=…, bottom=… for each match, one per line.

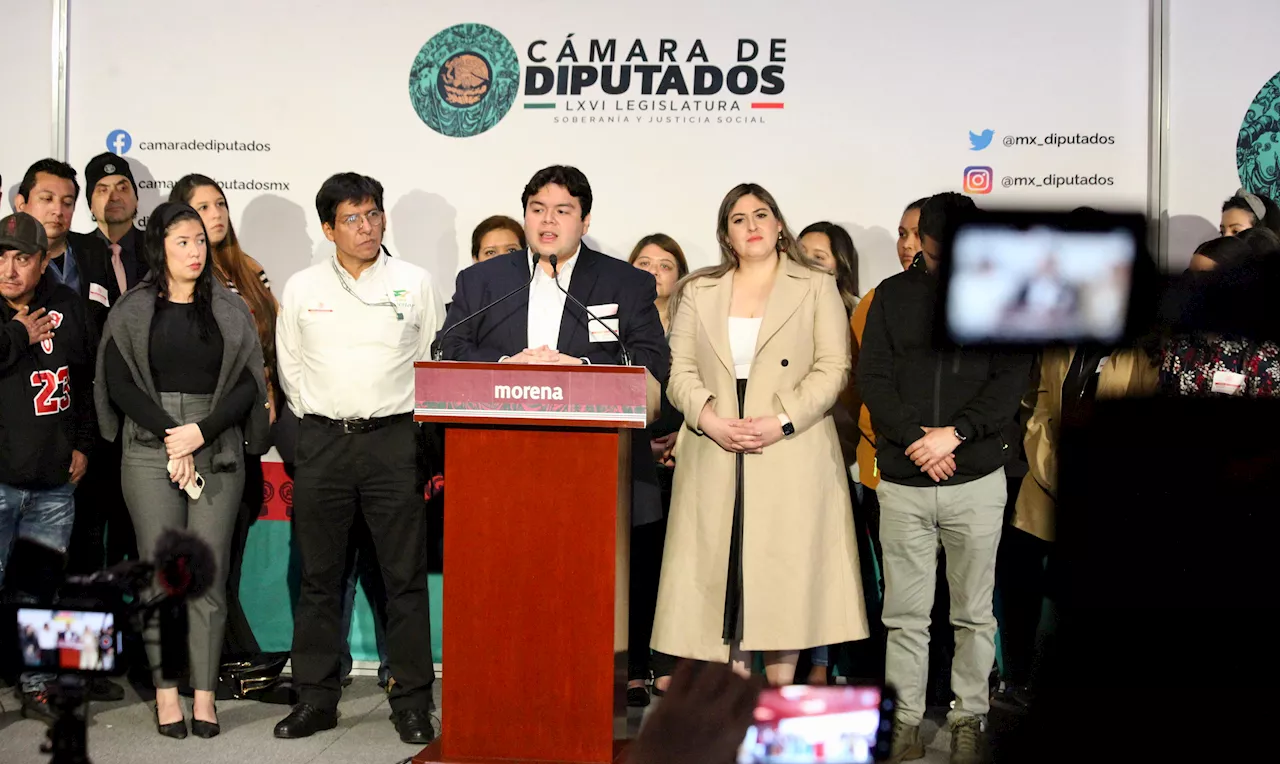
left=738, top=685, right=889, bottom=764
left=17, top=608, right=121, bottom=674
left=945, top=221, right=1139, bottom=345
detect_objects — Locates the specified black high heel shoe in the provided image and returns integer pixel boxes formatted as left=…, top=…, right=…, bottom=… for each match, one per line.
left=191, top=704, right=220, bottom=739
left=154, top=704, right=188, bottom=739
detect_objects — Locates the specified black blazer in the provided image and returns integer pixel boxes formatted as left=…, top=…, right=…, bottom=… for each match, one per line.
left=438, top=245, right=672, bottom=526
left=64, top=231, right=115, bottom=340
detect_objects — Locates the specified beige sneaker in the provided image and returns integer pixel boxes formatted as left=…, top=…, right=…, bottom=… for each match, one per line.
left=949, top=715, right=987, bottom=764
left=887, top=721, right=926, bottom=763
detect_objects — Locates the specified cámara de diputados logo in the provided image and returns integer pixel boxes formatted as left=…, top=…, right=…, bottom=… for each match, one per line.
left=1238, top=69, right=1280, bottom=202
left=408, top=23, right=520, bottom=138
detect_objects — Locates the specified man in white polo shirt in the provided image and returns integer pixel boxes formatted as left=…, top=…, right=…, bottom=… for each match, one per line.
left=273, top=173, right=444, bottom=745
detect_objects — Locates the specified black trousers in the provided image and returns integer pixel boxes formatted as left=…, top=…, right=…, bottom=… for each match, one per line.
left=66, top=438, right=138, bottom=574
left=995, top=524, right=1049, bottom=686
left=222, top=455, right=264, bottom=659
left=628, top=517, right=677, bottom=681
left=290, top=417, right=434, bottom=713
left=835, top=485, right=887, bottom=683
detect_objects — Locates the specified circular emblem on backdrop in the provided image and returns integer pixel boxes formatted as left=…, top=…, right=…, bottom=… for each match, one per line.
left=280, top=480, right=293, bottom=507
left=408, top=23, right=520, bottom=138
left=1237, top=70, right=1280, bottom=201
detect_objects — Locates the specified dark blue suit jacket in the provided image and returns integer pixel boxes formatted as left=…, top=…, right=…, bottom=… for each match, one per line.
left=437, top=245, right=672, bottom=526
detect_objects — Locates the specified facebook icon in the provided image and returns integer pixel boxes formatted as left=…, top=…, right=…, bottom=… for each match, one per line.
left=106, top=129, right=132, bottom=154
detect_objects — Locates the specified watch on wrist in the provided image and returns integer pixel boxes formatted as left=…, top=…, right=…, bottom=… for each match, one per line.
left=779, top=414, right=795, bottom=438
left=953, top=425, right=968, bottom=443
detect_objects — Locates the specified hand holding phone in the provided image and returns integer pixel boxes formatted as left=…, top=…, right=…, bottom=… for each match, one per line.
left=166, top=458, right=205, bottom=500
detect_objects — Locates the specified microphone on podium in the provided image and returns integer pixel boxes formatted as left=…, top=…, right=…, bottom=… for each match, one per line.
left=432, top=253, right=543, bottom=361
left=550, top=254, right=632, bottom=366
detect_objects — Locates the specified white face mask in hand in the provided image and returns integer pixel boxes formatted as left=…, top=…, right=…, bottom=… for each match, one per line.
left=166, top=459, right=206, bottom=501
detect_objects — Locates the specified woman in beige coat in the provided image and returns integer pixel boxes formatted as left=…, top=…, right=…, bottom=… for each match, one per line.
left=651, top=183, right=869, bottom=685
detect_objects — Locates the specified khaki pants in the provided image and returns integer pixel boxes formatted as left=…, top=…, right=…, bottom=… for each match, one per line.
left=879, top=469, right=1005, bottom=726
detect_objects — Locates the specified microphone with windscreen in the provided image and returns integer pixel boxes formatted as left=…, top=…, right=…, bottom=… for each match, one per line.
left=152, top=528, right=217, bottom=600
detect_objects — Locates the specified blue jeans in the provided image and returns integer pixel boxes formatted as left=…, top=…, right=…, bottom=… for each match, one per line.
left=0, top=482, right=76, bottom=588
left=1, top=482, right=76, bottom=693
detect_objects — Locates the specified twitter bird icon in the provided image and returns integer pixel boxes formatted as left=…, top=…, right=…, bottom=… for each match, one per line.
left=970, top=129, right=994, bottom=150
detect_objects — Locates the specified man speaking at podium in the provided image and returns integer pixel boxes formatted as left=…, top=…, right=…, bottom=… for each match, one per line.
left=437, top=165, right=670, bottom=524
left=438, top=165, right=667, bottom=375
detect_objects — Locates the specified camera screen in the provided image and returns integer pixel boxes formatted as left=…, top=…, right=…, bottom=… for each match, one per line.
left=945, top=223, right=1138, bottom=345
left=739, top=685, right=883, bottom=764
left=17, top=608, right=120, bottom=673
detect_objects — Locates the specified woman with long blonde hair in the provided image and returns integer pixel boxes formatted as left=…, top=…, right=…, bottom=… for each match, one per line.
left=652, top=183, right=868, bottom=685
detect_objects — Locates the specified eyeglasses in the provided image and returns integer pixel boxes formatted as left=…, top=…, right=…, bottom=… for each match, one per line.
left=340, top=210, right=384, bottom=229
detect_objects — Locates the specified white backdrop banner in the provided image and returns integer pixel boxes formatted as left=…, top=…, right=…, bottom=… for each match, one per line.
left=64, top=0, right=1150, bottom=299
left=1, top=0, right=55, bottom=215
left=1166, top=0, right=1280, bottom=269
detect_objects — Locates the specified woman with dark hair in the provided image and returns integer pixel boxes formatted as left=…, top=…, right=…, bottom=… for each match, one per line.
left=169, top=174, right=279, bottom=666
left=796, top=220, right=861, bottom=684
left=1235, top=226, right=1280, bottom=257
left=839, top=198, right=933, bottom=686
left=470, top=215, right=526, bottom=262
left=652, top=184, right=868, bottom=685
left=896, top=197, right=929, bottom=271
left=96, top=201, right=269, bottom=739
left=1161, top=233, right=1280, bottom=399
left=622, top=233, right=689, bottom=706
left=628, top=233, right=689, bottom=332
left=799, top=222, right=860, bottom=314
left=1220, top=189, right=1280, bottom=238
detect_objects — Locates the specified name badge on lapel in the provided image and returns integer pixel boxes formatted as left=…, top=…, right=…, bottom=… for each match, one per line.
left=89, top=282, right=110, bottom=307
left=587, top=303, right=619, bottom=343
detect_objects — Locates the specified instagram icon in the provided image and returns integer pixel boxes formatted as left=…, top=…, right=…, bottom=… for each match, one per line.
left=963, top=166, right=994, bottom=194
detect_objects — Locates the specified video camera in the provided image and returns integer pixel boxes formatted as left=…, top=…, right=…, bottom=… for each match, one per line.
left=1, top=529, right=215, bottom=764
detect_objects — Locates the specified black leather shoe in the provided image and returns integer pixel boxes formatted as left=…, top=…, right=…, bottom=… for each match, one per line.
left=191, top=705, right=220, bottom=739
left=88, top=677, right=126, bottom=702
left=274, top=703, right=338, bottom=739
left=392, top=708, right=436, bottom=744
left=627, top=685, right=651, bottom=708
left=154, top=704, right=189, bottom=739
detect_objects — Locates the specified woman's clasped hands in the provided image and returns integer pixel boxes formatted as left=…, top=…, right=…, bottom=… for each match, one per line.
left=697, top=402, right=785, bottom=454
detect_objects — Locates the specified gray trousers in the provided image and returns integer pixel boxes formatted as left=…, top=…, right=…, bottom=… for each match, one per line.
left=121, top=393, right=243, bottom=691
left=878, top=468, right=1005, bottom=726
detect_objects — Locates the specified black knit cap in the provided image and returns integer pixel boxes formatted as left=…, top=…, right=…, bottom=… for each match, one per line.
left=84, top=152, right=137, bottom=196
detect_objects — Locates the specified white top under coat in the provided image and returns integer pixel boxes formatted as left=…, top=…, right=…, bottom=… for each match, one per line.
left=728, top=316, right=762, bottom=380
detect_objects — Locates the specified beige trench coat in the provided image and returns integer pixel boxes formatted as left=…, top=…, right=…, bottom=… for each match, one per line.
left=651, top=257, right=870, bottom=661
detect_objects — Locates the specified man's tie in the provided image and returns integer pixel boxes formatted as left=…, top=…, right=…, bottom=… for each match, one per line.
left=109, top=242, right=129, bottom=296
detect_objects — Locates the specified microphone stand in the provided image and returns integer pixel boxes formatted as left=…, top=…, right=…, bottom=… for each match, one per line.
left=549, top=255, right=632, bottom=366
left=431, top=254, right=542, bottom=361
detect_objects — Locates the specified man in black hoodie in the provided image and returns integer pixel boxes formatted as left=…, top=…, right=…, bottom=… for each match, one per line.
left=0, top=211, right=97, bottom=722
left=858, top=193, right=1030, bottom=764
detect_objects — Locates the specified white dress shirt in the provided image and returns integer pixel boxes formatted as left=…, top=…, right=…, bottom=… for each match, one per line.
left=37, top=628, right=59, bottom=650
left=527, top=245, right=580, bottom=351
left=276, top=252, right=445, bottom=420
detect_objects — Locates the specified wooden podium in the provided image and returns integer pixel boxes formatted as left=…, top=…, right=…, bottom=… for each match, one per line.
left=412, top=361, right=658, bottom=764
